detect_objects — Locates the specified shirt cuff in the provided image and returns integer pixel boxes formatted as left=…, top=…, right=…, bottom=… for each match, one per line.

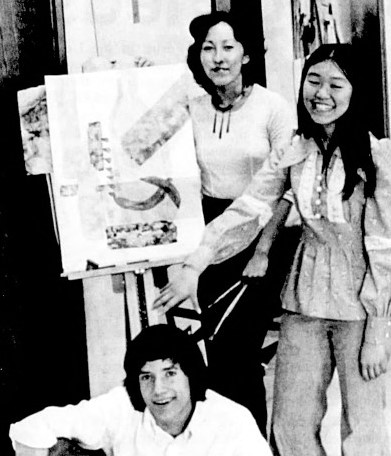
left=282, top=189, right=294, bottom=204
left=9, top=423, right=57, bottom=450
left=364, top=316, right=391, bottom=345
left=184, top=245, right=215, bottom=275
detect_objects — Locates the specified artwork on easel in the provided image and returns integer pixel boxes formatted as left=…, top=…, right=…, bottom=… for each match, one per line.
left=17, top=85, right=53, bottom=175
left=42, top=63, right=204, bottom=275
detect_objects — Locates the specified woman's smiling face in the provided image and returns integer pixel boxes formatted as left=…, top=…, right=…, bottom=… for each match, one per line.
left=200, top=21, right=249, bottom=90
left=303, top=60, right=353, bottom=129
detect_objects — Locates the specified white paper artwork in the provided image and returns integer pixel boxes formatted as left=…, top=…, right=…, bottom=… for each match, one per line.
left=17, top=85, right=53, bottom=175
left=45, top=64, right=204, bottom=274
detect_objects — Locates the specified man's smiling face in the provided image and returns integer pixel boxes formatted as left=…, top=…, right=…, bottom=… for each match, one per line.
left=139, top=359, right=193, bottom=435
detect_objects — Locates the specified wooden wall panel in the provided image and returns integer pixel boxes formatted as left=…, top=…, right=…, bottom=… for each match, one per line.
left=350, top=0, right=386, bottom=137
left=215, top=0, right=231, bottom=11
left=0, top=0, right=21, bottom=80
left=381, top=0, right=391, bottom=135
left=0, top=2, right=87, bottom=455
left=0, top=0, right=62, bottom=86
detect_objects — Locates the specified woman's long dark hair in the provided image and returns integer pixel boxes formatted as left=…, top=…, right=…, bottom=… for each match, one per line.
left=297, top=43, right=376, bottom=199
left=187, top=11, right=260, bottom=95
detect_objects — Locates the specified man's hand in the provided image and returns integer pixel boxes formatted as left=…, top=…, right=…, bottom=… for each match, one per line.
left=153, top=266, right=201, bottom=314
left=360, top=342, right=389, bottom=381
left=242, top=250, right=269, bottom=279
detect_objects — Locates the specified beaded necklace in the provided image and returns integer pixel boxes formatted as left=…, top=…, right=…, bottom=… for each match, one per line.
left=212, top=88, right=248, bottom=139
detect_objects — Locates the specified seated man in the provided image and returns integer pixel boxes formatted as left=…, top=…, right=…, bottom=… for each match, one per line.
left=10, top=325, right=272, bottom=455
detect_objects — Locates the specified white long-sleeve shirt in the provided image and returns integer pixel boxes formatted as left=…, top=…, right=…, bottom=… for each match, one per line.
left=189, top=84, right=295, bottom=200
left=10, top=387, right=272, bottom=456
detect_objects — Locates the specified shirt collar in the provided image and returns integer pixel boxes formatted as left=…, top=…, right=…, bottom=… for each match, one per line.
left=142, top=401, right=205, bottom=441
left=183, top=399, right=206, bottom=437
left=278, top=134, right=367, bottom=184
left=277, top=134, right=315, bottom=169
left=278, top=134, right=346, bottom=166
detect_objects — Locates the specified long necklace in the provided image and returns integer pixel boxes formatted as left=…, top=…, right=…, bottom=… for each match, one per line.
left=212, top=88, right=247, bottom=139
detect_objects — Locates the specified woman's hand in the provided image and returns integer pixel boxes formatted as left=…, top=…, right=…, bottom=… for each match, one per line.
left=82, top=55, right=154, bottom=73
left=360, top=342, right=389, bottom=381
left=242, top=250, right=269, bottom=279
left=242, top=197, right=292, bottom=281
left=133, top=55, right=154, bottom=67
left=153, top=265, right=201, bottom=314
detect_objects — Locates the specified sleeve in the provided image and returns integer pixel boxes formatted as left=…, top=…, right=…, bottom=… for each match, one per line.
left=231, top=409, right=273, bottom=456
left=185, top=145, right=290, bottom=273
left=265, top=91, right=295, bottom=206
left=360, top=137, right=391, bottom=344
left=267, top=92, right=296, bottom=149
left=9, top=387, right=130, bottom=451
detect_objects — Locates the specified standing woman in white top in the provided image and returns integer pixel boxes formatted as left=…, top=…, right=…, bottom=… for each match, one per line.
left=155, top=11, right=297, bottom=435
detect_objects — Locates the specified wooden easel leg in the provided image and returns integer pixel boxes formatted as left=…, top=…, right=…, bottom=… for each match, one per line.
left=124, top=272, right=143, bottom=339
left=124, top=269, right=166, bottom=340
left=82, top=266, right=189, bottom=398
left=82, top=275, right=127, bottom=397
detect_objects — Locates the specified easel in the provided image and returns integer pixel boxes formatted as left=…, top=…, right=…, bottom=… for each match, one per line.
left=67, top=256, right=202, bottom=397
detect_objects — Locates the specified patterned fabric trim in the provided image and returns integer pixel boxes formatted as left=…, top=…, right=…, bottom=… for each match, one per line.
left=296, top=150, right=318, bottom=219
left=326, top=155, right=346, bottom=223
left=365, top=235, right=391, bottom=251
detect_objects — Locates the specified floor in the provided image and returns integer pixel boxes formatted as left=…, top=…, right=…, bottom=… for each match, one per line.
left=264, top=327, right=391, bottom=455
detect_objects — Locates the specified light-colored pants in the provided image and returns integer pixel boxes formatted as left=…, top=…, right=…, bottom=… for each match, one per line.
left=270, top=312, right=390, bottom=456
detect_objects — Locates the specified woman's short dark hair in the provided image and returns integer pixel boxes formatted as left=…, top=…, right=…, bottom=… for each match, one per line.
left=187, top=11, right=260, bottom=94
left=297, top=43, right=376, bottom=199
left=124, top=324, right=208, bottom=411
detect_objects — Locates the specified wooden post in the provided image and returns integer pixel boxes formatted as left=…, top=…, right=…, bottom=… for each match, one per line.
left=215, top=0, right=231, bottom=11
left=83, top=274, right=128, bottom=396
left=381, top=0, right=390, bottom=136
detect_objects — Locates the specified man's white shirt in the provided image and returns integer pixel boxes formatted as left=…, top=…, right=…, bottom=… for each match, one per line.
left=10, top=387, right=272, bottom=455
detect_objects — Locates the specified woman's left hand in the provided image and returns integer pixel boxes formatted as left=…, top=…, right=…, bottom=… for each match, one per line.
left=360, top=342, right=389, bottom=381
left=242, top=250, right=269, bottom=279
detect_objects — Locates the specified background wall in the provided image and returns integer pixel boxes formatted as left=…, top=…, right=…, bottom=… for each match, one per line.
left=262, top=1, right=296, bottom=113
left=63, top=0, right=210, bottom=73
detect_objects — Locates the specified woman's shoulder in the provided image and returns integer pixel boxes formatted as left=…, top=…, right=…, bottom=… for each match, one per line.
left=203, top=389, right=256, bottom=421
left=370, top=132, right=391, bottom=149
left=367, top=134, right=391, bottom=198
left=369, top=133, right=391, bottom=181
left=187, top=91, right=212, bottom=114
left=370, top=133, right=391, bottom=160
left=251, top=83, right=290, bottom=105
left=275, top=133, right=314, bottom=168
